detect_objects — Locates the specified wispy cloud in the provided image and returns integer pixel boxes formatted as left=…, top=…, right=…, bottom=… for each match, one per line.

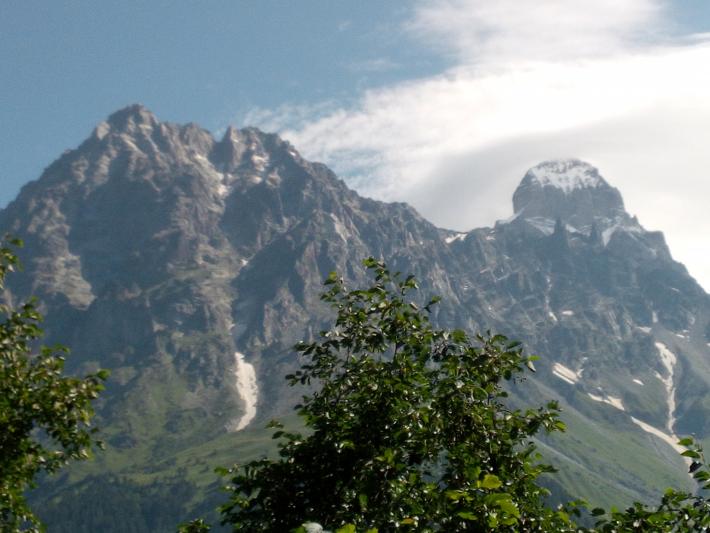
left=408, top=0, right=667, bottom=64
left=242, top=0, right=710, bottom=290
left=347, top=58, right=400, bottom=73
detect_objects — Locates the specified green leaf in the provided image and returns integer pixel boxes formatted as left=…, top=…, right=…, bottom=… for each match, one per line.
left=496, top=499, right=520, bottom=518
left=445, top=490, right=464, bottom=501
left=358, top=493, right=368, bottom=510
left=480, top=474, right=502, bottom=490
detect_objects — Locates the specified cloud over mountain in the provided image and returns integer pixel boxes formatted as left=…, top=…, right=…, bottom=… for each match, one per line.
left=242, top=0, right=710, bottom=290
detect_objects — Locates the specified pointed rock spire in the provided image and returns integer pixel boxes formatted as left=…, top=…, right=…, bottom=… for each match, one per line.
left=211, top=125, right=246, bottom=171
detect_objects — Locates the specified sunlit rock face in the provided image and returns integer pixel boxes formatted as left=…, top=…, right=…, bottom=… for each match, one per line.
left=2, top=106, right=709, bottom=529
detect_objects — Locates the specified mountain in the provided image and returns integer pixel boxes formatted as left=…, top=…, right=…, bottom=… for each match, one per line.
left=2, top=105, right=708, bottom=530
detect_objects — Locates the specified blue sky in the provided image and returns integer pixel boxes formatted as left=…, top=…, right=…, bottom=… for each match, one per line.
left=2, top=1, right=710, bottom=289
left=0, top=1, right=442, bottom=200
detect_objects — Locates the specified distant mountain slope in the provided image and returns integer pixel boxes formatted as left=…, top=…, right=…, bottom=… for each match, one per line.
left=2, top=106, right=708, bottom=531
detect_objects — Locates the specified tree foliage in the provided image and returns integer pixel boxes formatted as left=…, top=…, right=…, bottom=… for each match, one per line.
left=0, top=239, right=107, bottom=531
left=208, top=258, right=710, bottom=532
left=217, top=259, right=579, bottom=531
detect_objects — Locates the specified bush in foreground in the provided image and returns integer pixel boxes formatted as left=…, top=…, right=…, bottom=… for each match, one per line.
left=0, top=240, right=107, bottom=531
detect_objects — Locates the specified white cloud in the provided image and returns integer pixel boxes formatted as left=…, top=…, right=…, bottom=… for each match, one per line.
left=243, top=0, right=710, bottom=291
left=408, top=0, right=666, bottom=64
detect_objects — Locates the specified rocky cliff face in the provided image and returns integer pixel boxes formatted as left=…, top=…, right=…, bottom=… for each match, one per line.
left=512, top=159, right=627, bottom=225
left=2, top=106, right=709, bottom=530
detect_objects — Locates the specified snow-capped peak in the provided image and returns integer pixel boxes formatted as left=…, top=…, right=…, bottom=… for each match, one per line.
left=526, top=159, right=604, bottom=193
left=512, top=159, right=626, bottom=228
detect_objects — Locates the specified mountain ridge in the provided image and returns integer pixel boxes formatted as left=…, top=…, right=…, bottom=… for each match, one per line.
left=2, top=105, right=709, bottom=531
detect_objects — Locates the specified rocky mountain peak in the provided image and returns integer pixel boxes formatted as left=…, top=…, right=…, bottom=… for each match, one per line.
left=104, top=103, right=159, bottom=132
left=512, top=159, right=627, bottom=230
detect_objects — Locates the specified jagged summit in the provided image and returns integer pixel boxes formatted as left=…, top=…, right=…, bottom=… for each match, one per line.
left=55, top=106, right=314, bottom=202
left=91, top=103, right=179, bottom=145
left=105, top=103, right=158, bottom=129
left=511, top=159, right=627, bottom=230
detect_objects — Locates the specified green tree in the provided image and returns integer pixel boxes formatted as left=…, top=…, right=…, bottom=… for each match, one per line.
left=187, top=258, right=710, bottom=532
left=218, top=258, right=578, bottom=531
left=0, top=239, right=107, bottom=531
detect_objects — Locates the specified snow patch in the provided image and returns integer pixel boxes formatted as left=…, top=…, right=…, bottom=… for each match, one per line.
left=600, top=220, right=644, bottom=247
left=605, top=396, right=625, bottom=411
left=445, top=232, right=467, bottom=244
left=561, top=310, right=574, bottom=317
left=601, top=225, right=618, bottom=247
left=636, top=326, right=652, bottom=334
left=622, top=344, right=693, bottom=472
left=652, top=311, right=658, bottom=324
left=632, top=378, right=644, bottom=386
left=630, top=417, right=686, bottom=455
left=656, top=342, right=677, bottom=374
left=527, top=160, right=603, bottom=193
left=548, top=311, right=558, bottom=322
left=230, top=352, right=258, bottom=431
left=552, top=362, right=581, bottom=384
left=587, top=393, right=625, bottom=411
left=655, top=342, right=677, bottom=434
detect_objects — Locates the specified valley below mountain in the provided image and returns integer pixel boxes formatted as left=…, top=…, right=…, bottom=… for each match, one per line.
left=2, top=105, right=708, bottom=531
